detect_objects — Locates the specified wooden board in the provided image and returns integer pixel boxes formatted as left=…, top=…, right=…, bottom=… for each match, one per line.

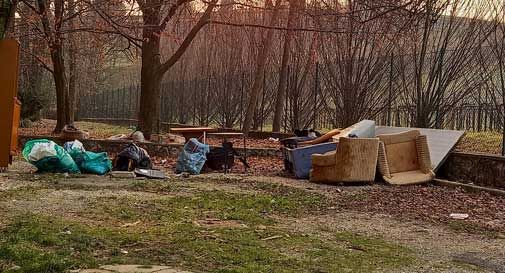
left=207, top=132, right=244, bottom=137
left=0, top=39, right=20, bottom=168
left=375, top=126, right=465, bottom=171
left=170, top=127, right=217, bottom=133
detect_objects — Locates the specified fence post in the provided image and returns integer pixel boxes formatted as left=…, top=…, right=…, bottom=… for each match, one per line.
left=387, top=51, right=393, bottom=126
left=313, top=62, right=319, bottom=130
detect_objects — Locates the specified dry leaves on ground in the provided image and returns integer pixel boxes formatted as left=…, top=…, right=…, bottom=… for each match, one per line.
left=339, top=185, right=505, bottom=233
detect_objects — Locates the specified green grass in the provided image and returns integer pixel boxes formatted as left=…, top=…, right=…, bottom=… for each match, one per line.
left=456, top=131, right=504, bottom=155
left=75, top=121, right=132, bottom=138
left=0, top=213, right=413, bottom=273
left=0, top=179, right=414, bottom=273
left=446, top=220, right=500, bottom=239
left=91, top=188, right=325, bottom=225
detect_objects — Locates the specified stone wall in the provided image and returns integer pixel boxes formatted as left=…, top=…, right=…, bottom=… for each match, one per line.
left=440, top=152, right=505, bottom=190
left=18, top=135, right=280, bottom=158
left=78, top=118, right=295, bottom=139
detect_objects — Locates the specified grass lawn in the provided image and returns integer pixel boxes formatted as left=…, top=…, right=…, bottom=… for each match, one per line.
left=456, top=131, right=504, bottom=155
left=0, top=175, right=414, bottom=273
left=19, top=120, right=133, bottom=139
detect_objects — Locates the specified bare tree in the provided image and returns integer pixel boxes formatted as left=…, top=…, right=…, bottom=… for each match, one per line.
left=19, top=0, right=72, bottom=133
left=272, top=0, right=301, bottom=132
left=316, top=0, right=407, bottom=128
left=242, top=0, right=281, bottom=134
left=478, top=2, right=505, bottom=154
left=399, top=0, right=497, bottom=128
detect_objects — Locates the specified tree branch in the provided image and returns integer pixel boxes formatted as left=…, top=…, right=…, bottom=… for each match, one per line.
left=159, top=0, right=217, bottom=74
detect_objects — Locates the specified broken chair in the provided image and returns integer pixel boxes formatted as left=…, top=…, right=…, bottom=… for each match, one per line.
left=377, top=130, right=435, bottom=185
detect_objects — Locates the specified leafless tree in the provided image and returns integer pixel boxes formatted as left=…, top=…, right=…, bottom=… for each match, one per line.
left=398, top=0, right=497, bottom=128
left=478, top=2, right=505, bottom=154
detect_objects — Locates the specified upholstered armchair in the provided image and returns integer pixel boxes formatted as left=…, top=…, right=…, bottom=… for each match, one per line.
left=377, top=130, right=435, bottom=185
left=310, top=137, right=380, bottom=183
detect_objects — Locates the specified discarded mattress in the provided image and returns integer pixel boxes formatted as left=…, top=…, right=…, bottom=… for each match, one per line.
left=375, top=126, right=465, bottom=171
left=283, top=120, right=376, bottom=179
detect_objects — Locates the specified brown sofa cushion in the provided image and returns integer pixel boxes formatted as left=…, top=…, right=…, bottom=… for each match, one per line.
left=385, top=141, right=419, bottom=173
left=311, top=137, right=379, bottom=183
left=334, top=137, right=379, bottom=182
left=383, top=170, right=435, bottom=185
left=377, top=130, right=435, bottom=185
left=312, top=151, right=336, bottom=167
left=378, top=130, right=421, bottom=174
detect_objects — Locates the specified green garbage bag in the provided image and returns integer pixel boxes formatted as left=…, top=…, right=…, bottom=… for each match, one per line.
left=65, top=140, right=112, bottom=175
left=22, top=139, right=80, bottom=174
left=73, top=151, right=112, bottom=175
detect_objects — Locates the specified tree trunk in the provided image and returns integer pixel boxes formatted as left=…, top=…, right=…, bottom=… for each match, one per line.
left=272, top=0, right=298, bottom=133
left=51, top=44, right=68, bottom=133
left=67, top=0, right=77, bottom=125
left=242, top=0, right=281, bottom=134
left=138, top=6, right=162, bottom=139
left=36, top=0, right=68, bottom=133
left=137, top=0, right=215, bottom=139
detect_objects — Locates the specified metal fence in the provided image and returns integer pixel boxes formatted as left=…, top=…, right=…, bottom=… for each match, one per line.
left=76, top=74, right=505, bottom=156
left=79, top=85, right=505, bottom=129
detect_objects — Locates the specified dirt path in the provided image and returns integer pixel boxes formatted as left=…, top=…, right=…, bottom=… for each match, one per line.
left=1, top=163, right=504, bottom=273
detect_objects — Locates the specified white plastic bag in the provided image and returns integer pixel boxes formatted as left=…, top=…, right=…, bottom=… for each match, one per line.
left=28, top=142, right=57, bottom=162
left=64, top=139, right=85, bottom=153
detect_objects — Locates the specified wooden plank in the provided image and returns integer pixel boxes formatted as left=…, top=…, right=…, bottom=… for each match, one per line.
left=170, top=127, right=217, bottom=133
left=207, top=132, right=244, bottom=137
left=0, top=39, right=20, bottom=168
left=376, top=126, right=465, bottom=171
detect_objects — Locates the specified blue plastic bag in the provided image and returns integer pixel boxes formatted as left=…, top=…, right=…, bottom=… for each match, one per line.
left=176, top=138, right=210, bottom=175
left=22, top=139, right=80, bottom=174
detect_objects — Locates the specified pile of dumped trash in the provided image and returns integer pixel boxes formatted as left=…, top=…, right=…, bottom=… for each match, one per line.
left=21, top=135, right=215, bottom=179
left=23, top=139, right=111, bottom=175
left=22, top=139, right=162, bottom=178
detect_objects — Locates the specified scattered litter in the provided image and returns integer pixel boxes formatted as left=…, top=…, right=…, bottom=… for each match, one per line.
left=261, top=235, right=283, bottom=241
left=121, top=221, right=141, bottom=228
left=120, top=249, right=129, bottom=254
left=63, top=139, right=85, bottom=153
left=134, top=168, right=166, bottom=179
left=348, top=245, right=366, bottom=252
left=176, top=172, right=191, bottom=178
left=450, top=213, right=469, bottom=220
left=108, top=131, right=146, bottom=142
left=268, top=137, right=279, bottom=142
left=60, top=230, right=72, bottom=235
left=110, top=171, right=136, bottom=179
left=194, top=219, right=246, bottom=228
